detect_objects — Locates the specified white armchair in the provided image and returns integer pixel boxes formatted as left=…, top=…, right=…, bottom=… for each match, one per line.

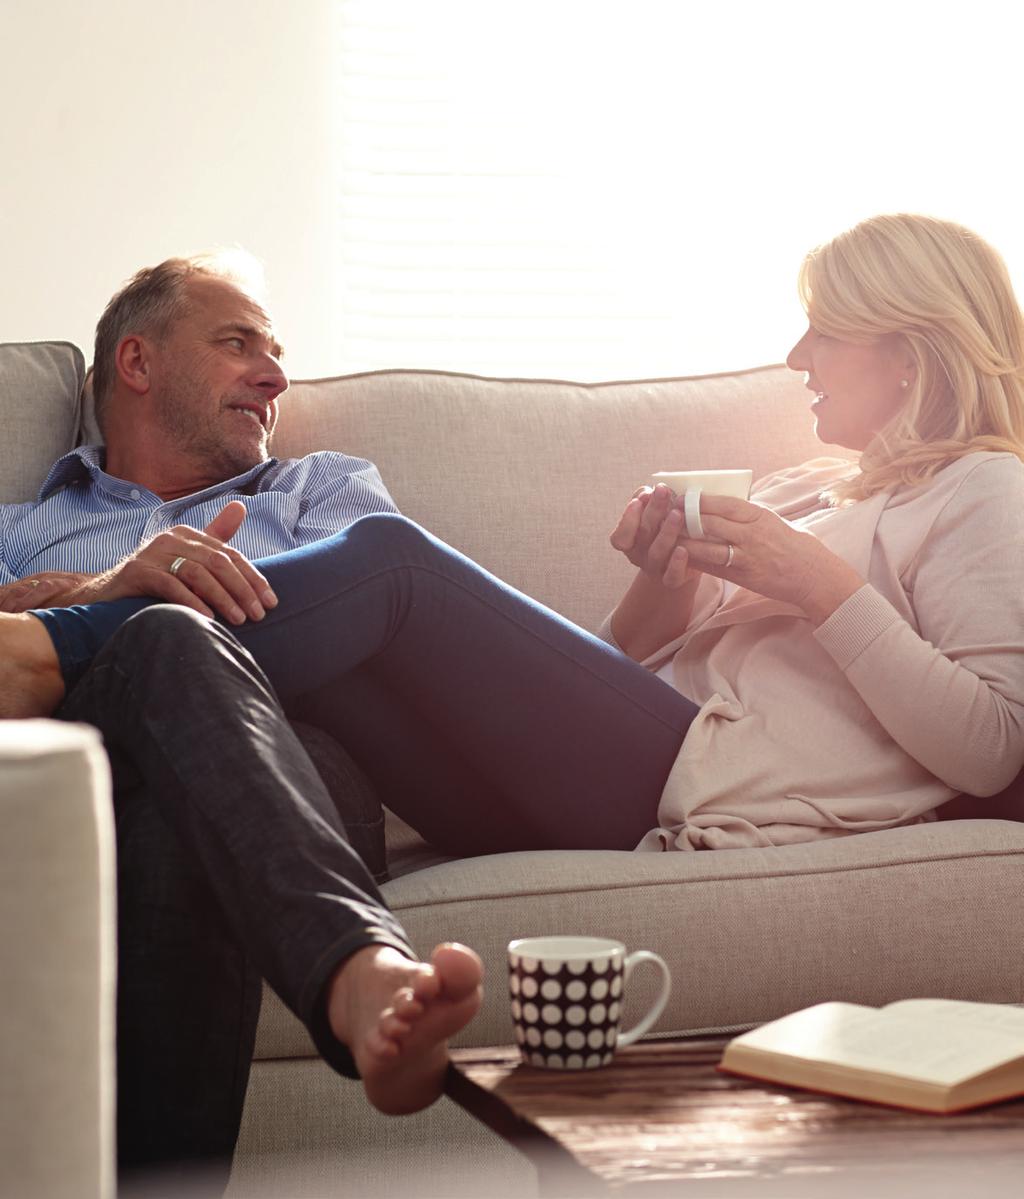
left=0, top=721, right=116, bottom=1199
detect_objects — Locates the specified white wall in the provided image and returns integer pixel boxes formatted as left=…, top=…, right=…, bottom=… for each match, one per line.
left=3, top=1, right=1023, bottom=383
left=0, top=0, right=341, bottom=377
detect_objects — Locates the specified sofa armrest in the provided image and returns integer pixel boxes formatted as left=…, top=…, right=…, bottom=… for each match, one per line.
left=0, top=720, right=116, bottom=1199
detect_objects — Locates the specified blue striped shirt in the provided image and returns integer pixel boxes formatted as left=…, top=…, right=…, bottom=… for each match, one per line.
left=0, top=445, right=398, bottom=584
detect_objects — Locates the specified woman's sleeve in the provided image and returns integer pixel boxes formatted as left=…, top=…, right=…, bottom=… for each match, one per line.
left=812, top=457, right=1024, bottom=795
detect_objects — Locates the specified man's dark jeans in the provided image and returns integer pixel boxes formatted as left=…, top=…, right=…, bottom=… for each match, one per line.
left=58, top=608, right=412, bottom=1194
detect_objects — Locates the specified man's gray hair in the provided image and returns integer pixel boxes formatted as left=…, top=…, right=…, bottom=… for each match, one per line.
left=91, top=249, right=266, bottom=434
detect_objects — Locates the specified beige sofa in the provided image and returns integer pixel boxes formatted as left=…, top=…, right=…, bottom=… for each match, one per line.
left=3, top=342, right=1023, bottom=1199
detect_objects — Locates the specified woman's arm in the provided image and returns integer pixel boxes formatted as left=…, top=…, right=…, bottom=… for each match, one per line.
left=811, top=461, right=1024, bottom=796
left=670, top=459, right=1024, bottom=794
left=609, top=568, right=702, bottom=661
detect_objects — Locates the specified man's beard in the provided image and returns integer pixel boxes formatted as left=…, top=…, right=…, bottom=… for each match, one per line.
left=156, top=372, right=269, bottom=479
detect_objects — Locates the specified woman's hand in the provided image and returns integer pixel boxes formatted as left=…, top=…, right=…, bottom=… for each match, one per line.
left=679, top=495, right=864, bottom=623
left=609, top=484, right=699, bottom=591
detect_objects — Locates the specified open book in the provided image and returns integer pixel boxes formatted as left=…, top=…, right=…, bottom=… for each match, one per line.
left=719, top=998, right=1024, bottom=1113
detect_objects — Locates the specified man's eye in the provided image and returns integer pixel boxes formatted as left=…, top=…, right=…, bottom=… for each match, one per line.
left=225, top=337, right=245, bottom=350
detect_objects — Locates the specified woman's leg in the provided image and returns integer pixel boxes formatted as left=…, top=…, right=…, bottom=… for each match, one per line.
left=242, top=515, right=697, bottom=854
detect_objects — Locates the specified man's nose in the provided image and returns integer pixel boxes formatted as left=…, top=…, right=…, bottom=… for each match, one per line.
left=250, top=357, right=289, bottom=399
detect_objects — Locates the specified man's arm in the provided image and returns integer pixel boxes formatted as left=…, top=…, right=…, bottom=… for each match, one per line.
left=0, top=502, right=278, bottom=625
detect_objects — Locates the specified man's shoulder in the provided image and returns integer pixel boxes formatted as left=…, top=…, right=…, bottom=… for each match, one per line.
left=255, top=450, right=381, bottom=488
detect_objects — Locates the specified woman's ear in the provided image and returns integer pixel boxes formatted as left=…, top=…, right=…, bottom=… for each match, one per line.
left=115, top=334, right=152, bottom=396
left=891, top=335, right=917, bottom=392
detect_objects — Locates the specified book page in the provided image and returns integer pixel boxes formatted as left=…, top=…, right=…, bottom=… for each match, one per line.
left=884, top=998, right=1024, bottom=1036
left=732, top=1002, right=1024, bottom=1086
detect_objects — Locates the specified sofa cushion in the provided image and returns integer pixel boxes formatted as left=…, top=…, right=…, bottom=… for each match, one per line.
left=0, top=342, right=85, bottom=504
left=270, top=366, right=839, bottom=631
left=252, top=819, right=1024, bottom=1061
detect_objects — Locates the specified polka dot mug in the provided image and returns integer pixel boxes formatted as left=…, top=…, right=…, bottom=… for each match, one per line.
left=507, top=935, right=671, bottom=1070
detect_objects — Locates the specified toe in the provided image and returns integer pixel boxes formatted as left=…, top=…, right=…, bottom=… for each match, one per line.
left=392, top=989, right=426, bottom=1020
left=380, top=1011, right=413, bottom=1042
left=431, top=943, right=484, bottom=1001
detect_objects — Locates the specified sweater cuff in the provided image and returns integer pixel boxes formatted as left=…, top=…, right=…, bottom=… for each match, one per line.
left=595, top=613, right=623, bottom=650
left=812, top=584, right=903, bottom=670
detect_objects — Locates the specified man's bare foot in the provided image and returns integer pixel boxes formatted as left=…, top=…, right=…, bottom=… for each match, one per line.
left=0, top=613, right=65, bottom=718
left=327, top=941, right=483, bottom=1115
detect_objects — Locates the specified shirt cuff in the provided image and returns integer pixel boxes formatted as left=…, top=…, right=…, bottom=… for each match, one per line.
left=812, top=584, right=903, bottom=670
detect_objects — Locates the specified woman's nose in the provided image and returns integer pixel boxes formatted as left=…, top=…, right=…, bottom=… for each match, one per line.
left=786, top=328, right=811, bottom=371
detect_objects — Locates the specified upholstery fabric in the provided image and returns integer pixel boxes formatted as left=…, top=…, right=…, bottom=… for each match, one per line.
left=253, top=819, right=1024, bottom=1061
left=0, top=721, right=115, bottom=1199
left=0, top=341, right=85, bottom=504
left=269, top=366, right=834, bottom=632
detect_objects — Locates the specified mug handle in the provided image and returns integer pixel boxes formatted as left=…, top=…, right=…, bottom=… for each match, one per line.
left=683, top=488, right=704, bottom=539
left=615, top=950, right=672, bottom=1048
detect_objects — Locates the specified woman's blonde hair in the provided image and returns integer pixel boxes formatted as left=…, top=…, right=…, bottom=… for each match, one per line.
left=798, top=213, right=1024, bottom=503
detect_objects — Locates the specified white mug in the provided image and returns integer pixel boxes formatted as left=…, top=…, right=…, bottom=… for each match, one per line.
left=507, top=935, right=671, bottom=1070
left=651, top=468, right=753, bottom=539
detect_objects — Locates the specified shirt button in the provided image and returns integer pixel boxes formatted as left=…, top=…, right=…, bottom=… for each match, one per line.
left=130, top=489, right=141, bottom=500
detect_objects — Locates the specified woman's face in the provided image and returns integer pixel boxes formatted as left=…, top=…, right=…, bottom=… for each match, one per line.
left=787, top=326, right=912, bottom=451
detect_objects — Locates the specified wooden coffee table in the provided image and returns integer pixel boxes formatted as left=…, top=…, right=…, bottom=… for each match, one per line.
left=445, top=1036, right=1024, bottom=1196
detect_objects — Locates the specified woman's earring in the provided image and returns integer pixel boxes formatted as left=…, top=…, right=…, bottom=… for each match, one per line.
left=899, top=379, right=909, bottom=390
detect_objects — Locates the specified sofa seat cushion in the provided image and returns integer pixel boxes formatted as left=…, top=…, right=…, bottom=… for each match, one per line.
left=252, top=818, right=1024, bottom=1061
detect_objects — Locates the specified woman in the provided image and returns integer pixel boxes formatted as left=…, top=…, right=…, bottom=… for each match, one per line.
left=5, top=213, right=1024, bottom=857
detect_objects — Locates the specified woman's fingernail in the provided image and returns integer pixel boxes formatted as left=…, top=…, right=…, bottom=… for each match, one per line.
left=249, top=602, right=265, bottom=621
left=262, top=588, right=278, bottom=607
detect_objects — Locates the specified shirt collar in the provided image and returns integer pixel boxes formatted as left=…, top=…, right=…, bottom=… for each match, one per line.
left=38, top=445, right=279, bottom=502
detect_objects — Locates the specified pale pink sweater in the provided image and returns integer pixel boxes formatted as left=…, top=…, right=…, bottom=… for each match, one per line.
left=625, top=452, right=1024, bottom=852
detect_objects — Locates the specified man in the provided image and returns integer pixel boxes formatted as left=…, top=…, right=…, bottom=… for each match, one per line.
left=0, top=253, right=483, bottom=1194
left=1, top=252, right=392, bottom=618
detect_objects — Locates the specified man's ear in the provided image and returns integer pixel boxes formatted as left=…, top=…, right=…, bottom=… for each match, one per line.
left=115, top=334, right=153, bottom=396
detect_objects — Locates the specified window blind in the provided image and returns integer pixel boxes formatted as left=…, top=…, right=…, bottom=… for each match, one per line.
left=333, top=0, right=1023, bottom=380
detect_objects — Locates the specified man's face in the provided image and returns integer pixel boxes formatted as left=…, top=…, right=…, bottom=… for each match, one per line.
left=148, top=275, right=288, bottom=478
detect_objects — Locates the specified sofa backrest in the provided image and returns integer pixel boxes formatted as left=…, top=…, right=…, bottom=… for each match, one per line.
left=3, top=346, right=835, bottom=631
left=270, top=365, right=832, bottom=630
left=0, top=341, right=85, bottom=505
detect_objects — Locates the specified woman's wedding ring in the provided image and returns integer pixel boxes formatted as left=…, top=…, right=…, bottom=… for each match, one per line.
left=725, top=544, right=735, bottom=568
left=169, top=556, right=187, bottom=577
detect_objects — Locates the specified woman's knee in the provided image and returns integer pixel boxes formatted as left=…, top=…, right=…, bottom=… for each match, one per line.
left=339, top=512, right=438, bottom=563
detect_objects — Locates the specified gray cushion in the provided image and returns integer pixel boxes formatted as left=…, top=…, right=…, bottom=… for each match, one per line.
left=0, top=342, right=85, bottom=504
left=253, top=819, right=1024, bottom=1060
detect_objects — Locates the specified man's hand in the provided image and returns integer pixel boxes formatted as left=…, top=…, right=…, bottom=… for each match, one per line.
left=67, top=501, right=278, bottom=624
left=0, top=573, right=91, bottom=613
